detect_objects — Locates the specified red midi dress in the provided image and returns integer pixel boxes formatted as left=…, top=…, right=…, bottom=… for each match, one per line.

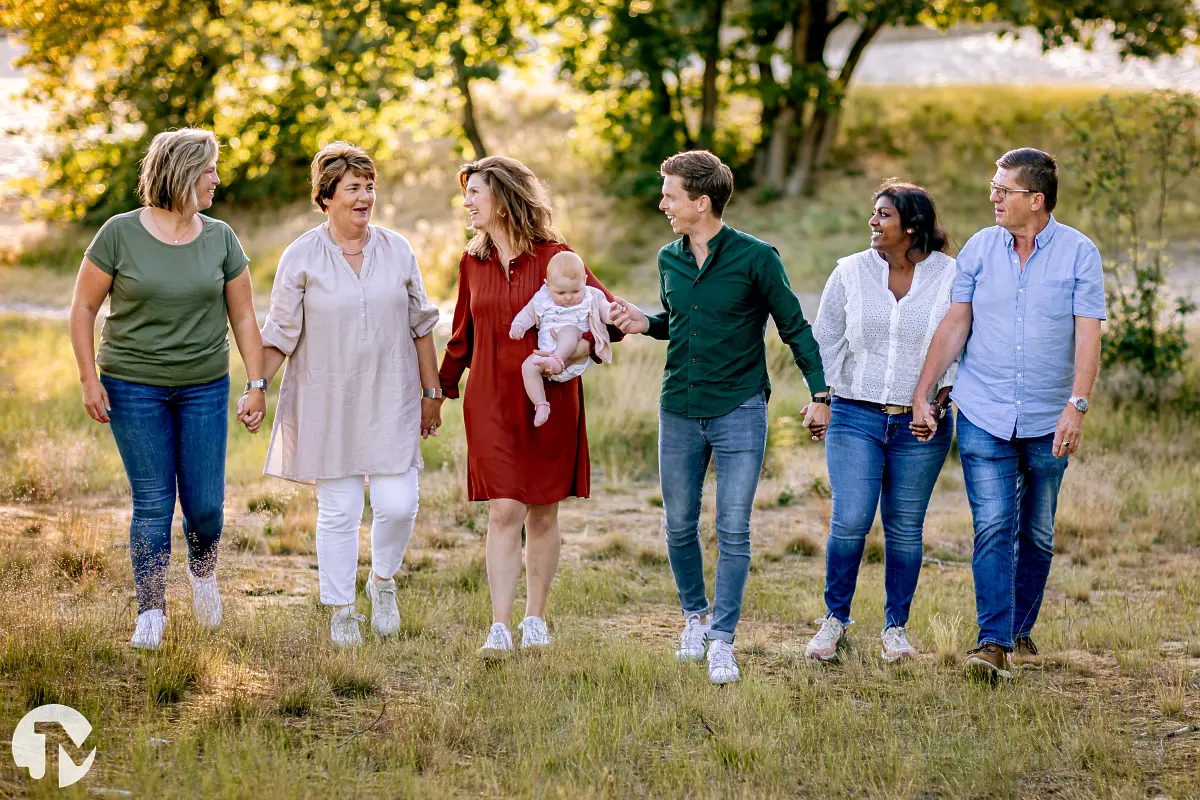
left=438, top=241, right=621, bottom=504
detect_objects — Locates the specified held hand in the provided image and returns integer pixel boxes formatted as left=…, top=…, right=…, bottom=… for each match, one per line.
left=1053, top=405, right=1084, bottom=458
left=801, top=400, right=831, bottom=442
left=82, top=378, right=111, bottom=424
left=238, top=390, right=266, bottom=434
left=910, top=399, right=939, bottom=443
left=421, top=396, right=443, bottom=438
left=609, top=295, right=649, bottom=335
left=509, top=323, right=526, bottom=340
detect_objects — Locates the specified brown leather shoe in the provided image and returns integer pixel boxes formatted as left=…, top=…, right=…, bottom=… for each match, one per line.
left=1010, top=636, right=1044, bottom=669
left=965, top=644, right=1013, bottom=680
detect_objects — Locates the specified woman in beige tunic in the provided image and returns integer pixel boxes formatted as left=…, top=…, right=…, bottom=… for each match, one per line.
left=252, top=142, right=442, bottom=646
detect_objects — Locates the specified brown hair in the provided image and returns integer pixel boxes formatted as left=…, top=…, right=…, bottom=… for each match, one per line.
left=310, top=142, right=376, bottom=212
left=996, top=147, right=1058, bottom=212
left=138, top=128, right=219, bottom=212
left=458, top=156, right=564, bottom=259
left=659, top=150, right=734, bottom=216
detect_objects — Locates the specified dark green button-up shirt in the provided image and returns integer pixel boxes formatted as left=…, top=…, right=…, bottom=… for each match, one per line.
left=646, top=224, right=827, bottom=418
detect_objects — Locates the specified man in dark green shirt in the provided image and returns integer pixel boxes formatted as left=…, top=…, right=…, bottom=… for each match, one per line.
left=612, top=150, right=830, bottom=685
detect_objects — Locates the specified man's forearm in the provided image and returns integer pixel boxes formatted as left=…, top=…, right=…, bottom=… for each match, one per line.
left=915, top=317, right=970, bottom=400
left=1072, top=318, right=1102, bottom=398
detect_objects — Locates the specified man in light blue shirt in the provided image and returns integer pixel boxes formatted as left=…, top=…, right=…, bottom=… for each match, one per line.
left=913, top=148, right=1105, bottom=680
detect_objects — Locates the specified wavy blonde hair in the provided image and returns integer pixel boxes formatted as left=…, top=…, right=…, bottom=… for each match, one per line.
left=458, top=156, right=563, bottom=259
left=137, top=128, right=219, bottom=212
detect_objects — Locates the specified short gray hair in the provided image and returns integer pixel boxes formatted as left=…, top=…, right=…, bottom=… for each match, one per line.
left=138, top=129, right=219, bottom=212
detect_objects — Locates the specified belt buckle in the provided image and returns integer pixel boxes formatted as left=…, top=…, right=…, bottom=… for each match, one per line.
left=883, top=404, right=911, bottom=415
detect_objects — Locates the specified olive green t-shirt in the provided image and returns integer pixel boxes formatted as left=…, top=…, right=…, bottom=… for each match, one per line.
left=85, top=209, right=249, bottom=386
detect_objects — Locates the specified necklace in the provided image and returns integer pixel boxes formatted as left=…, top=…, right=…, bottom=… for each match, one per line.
left=148, top=209, right=193, bottom=244
left=326, top=223, right=367, bottom=257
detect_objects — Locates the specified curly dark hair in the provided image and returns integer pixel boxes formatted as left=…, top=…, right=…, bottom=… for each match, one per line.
left=873, top=179, right=952, bottom=259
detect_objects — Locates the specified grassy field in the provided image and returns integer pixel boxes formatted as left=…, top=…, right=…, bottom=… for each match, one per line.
left=2, top=84, right=1199, bottom=797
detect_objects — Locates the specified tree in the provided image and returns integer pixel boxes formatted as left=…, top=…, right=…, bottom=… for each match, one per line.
left=2, top=0, right=541, bottom=220
left=557, top=0, right=1200, bottom=199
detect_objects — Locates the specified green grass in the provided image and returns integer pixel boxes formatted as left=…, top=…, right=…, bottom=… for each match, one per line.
left=4, top=82, right=1200, bottom=797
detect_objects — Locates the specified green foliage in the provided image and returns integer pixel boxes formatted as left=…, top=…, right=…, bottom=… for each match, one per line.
left=2, top=0, right=542, bottom=221
left=1063, top=91, right=1200, bottom=391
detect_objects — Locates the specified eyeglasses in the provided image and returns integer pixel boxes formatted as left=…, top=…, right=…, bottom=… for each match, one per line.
left=989, top=182, right=1034, bottom=201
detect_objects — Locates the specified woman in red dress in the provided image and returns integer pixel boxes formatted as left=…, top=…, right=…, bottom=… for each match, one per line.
left=435, top=156, right=622, bottom=656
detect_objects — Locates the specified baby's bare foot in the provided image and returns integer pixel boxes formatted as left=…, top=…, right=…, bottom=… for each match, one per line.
left=533, top=401, right=551, bottom=427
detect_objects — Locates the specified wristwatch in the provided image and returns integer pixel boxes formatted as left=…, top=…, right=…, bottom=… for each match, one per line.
left=930, top=400, right=947, bottom=419
left=245, top=379, right=267, bottom=392
left=422, top=388, right=443, bottom=399
left=1067, top=396, right=1089, bottom=414
left=811, top=393, right=831, bottom=405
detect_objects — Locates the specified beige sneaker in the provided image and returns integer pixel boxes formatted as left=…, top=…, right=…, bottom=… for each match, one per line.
left=881, top=626, right=917, bottom=662
left=805, top=616, right=847, bottom=662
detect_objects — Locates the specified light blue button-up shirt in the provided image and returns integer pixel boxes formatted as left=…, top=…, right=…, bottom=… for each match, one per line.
left=950, top=215, right=1106, bottom=440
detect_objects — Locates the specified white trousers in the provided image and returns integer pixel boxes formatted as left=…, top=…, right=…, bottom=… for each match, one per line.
left=315, top=469, right=418, bottom=606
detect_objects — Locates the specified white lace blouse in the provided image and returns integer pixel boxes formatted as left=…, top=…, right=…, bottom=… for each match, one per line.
left=813, top=248, right=958, bottom=406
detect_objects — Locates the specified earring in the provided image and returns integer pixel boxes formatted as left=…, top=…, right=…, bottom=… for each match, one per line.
left=906, top=228, right=915, bottom=234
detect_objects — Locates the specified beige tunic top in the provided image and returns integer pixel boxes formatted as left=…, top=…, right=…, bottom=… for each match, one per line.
left=261, top=224, right=439, bottom=482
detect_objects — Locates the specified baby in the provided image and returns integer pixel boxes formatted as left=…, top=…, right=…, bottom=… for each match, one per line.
left=509, top=251, right=613, bottom=427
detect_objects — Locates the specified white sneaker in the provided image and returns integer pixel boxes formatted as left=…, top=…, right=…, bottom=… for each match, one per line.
left=131, top=609, right=166, bottom=650
left=707, top=639, right=740, bottom=684
left=675, top=613, right=709, bottom=662
left=330, top=605, right=364, bottom=647
left=478, top=622, right=514, bottom=658
left=517, top=616, right=551, bottom=648
left=188, top=567, right=222, bottom=629
left=805, top=616, right=847, bottom=662
left=366, top=576, right=401, bottom=637
left=881, top=625, right=917, bottom=662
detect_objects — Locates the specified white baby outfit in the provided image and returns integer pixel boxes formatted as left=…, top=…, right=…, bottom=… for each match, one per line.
left=513, top=285, right=611, bottom=382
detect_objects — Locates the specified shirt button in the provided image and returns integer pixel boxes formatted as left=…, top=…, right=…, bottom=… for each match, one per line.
left=690, top=384, right=695, bottom=388
left=1018, top=372, right=1023, bottom=377
left=1018, top=317, right=1022, bottom=322
left=1017, top=346, right=1022, bottom=350
left=692, top=332, right=697, bottom=336
left=693, top=305, right=698, bottom=310
left=1017, top=400, right=1022, bottom=405
left=691, top=358, right=696, bottom=363
left=1019, top=289, right=1024, bottom=293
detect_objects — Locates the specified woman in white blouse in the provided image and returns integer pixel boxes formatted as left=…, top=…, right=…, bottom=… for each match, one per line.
left=805, top=180, right=957, bottom=664
left=250, top=142, right=442, bottom=646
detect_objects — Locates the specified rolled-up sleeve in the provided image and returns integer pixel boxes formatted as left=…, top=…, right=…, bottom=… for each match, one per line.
left=261, top=248, right=305, bottom=357
left=1073, top=242, right=1107, bottom=320
left=406, top=251, right=440, bottom=338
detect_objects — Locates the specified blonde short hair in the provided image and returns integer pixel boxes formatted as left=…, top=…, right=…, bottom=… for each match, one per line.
left=137, top=128, right=219, bottom=212
left=547, top=250, right=585, bottom=283
left=311, top=142, right=376, bottom=212
left=458, top=156, right=564, bottom=259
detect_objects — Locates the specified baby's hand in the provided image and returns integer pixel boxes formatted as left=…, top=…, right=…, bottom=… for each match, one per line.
left=509, top=323, right=526, bottom=340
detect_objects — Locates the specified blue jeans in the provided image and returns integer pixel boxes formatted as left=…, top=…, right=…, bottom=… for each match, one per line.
left=659, top=392, right=768, bottom=644
left=957, top=411, right=1069, bottom=651
left=101, top=374, right=229, bottom=614
left=823, top=398, right=953, bottom=630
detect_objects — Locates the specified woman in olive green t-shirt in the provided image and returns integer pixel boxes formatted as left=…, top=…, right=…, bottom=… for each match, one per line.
left=68, top=128, right=266, bottom=652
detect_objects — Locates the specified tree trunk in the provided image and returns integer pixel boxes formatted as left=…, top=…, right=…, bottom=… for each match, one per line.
left=453, top=51, right=488, bottom=159
left=786, top=17, right=882, bottom=196
left=750, top=13, right=788, bottom=185
left=698, top=0, right=724, bottom=149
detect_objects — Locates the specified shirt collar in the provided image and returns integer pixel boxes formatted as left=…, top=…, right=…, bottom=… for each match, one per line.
left=1001, top=214, right=1058, bottom=249
left=681, top=223, right=732, bottom=260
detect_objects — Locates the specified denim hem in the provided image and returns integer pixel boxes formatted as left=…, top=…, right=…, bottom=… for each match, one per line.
left=707, top=630, right=734, bottom=644
left=681, top=604, right=710, bottom=619
left=978, top=637, right=1013, bottom=653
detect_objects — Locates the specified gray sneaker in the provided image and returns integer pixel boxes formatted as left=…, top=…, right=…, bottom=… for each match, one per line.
left=366, top=576, right=401, bottom=637
left=330, top=606, right=364, bottom=647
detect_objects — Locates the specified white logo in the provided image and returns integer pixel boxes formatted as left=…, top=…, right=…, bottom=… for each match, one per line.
left=11, top=704, right=96, bottom=787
